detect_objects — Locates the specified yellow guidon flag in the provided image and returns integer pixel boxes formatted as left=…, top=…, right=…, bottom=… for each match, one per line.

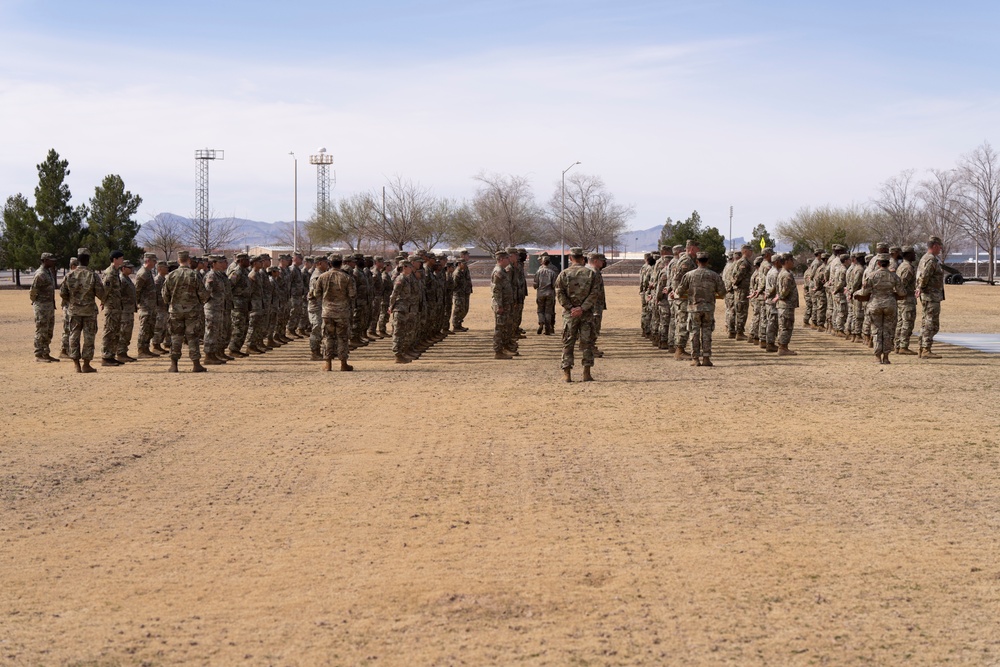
left=759, top=237, right=766, bottom=250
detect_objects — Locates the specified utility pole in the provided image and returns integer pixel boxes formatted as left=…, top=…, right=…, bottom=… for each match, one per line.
left=289, top=152, right=298, bottom=253
left=561, top=160, right=581, bottom=270
left=729, top=205, right=734, bottom=252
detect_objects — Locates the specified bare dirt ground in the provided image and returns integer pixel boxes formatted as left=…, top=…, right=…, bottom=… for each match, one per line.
left=1, top=284, right=999, bottom=666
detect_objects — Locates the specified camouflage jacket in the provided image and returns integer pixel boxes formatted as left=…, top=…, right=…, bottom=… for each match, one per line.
left=588, top=265, right=606, bottom=311
left=916, top=252, right=945, bottom=302
left=670, top=254, right=697, bottom=297
left=896, top=259, right=917, bottom=301
left=453, top=264, right=473, bottom=295
left=228, top=264, right=251, bottom=301
left=534, top=265, right=556, bottom=297
left=491, top=264, right=513, bottom=310
left=811, top=260, right=828, bottom=291
left=29, top=266, right=56, bottom=307
left=102, top=265, right=123, bottom=310
left=60, top=266, right=107, bottom=317
left=676, top=266, right=725, bottom=312
left=288, top=265, right=305, bottom=298
left=307, top=268, right=324, bottom=313
left=312, top=268, right=356, bottom=320
left=555, top=263, right=598, bottom=312
left=777, top=268, right=799, bottom=308
left=120, top=273, right=137, bottom=313
left=162, top=266, right=208, bottom=314
left=845, top=264, right=863, bottom=300
left=859, top=267, right=905, bottom=308
left=154, top=273, right=167, bottom=310
left=134, top=266, right=157, bottom=310
left=203, top=269, right=228, bottom=312
left=388, top=273, right=419, bottom=313
left=731, top=256, right=753, bottom=292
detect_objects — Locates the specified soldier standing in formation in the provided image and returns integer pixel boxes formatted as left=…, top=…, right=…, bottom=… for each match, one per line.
left=588, top=252, right=607, bottom=358
left=555, top=247, right=598, bottom=382
left=450, top=249, right=472, bottom=332
left=58, top=257, right=79, bottom=358
left=29, top=252, right=59, bottom=362
left=491, top=251, right=515, bottom=359
left=134, top=253, right=160, bottom=358
left=116, top=260, right=138, bottom=362
left=311, top=253, right=356, bottom=372
left=856, top=252, right=905, bottom=364
left=916, top=235, right=945, bottom=359
left=638, top=252, right=655, bottom=337
left=894, top=246, right=918, bottom=355
left=533, top=254, right=557, bottom=335
left=100, top=250, right=125, bottom=366
left=774, top=253, right=799, bottom=356
left=675, top=251, right=725, bottom=366
left=59, top=248, right=106, bottom=373
left=161, top=250, right=208, bottom=373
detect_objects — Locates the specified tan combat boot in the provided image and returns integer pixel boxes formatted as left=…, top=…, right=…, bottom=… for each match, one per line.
left=897, top=346, right=916, bottom=355
left=735, top=333, right=746, bottom=341
left=691, top=357, right=701, bottom=367
left=137, top=347, right=158, bottom=359
left=922, top=347, right=941, bottom=359
left=395, top=354, right=411, bottom=364
left=202, top=352, right=223, bottom=365
left=702, top=357, right=713, bottom=367
left=323, top=359, right=332, bottom=371
left=168, top=357, right=179, bottom=372
left=563, top=368, right=572, bottom=383
left=81, top=359, right=97, bottom=373
left=766, top=343, right=778, bottom=352
left=73, top=359, right=81, bottom=373
left=582, top=367, right=593, bottom=382
left=675, top=348, right=691, bottom=361
left=340, top=359, right=354, bottom=372
left=777, top=344, right=796, bottom=356
left=310, top=351, right=324, bottom=361
left=882, top=353, right=891, bottom=364
left=192, top=359, right=207, bottom=373
left=494, top=351, right=513, bottom=360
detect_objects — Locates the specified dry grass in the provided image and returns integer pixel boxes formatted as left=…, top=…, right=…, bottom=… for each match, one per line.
left=1, top=284, right=999, bottom=665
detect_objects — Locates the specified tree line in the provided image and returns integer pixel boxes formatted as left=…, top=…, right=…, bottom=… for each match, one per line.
left=775, top=140, right=1000, bottom=284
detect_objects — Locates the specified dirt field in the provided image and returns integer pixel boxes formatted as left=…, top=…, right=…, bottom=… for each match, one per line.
left=2, top=283, right=999, bottom=666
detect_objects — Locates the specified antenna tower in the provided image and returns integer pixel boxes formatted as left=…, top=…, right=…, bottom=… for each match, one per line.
left=195, top=149, right=224, bottom=232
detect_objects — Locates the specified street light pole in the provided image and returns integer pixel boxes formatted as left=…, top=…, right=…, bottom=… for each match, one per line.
left=561, top=160, right=581, bottom=269
left=289, top=152, right=298, bottom=253
left=729, top=205, right=733, bottom=253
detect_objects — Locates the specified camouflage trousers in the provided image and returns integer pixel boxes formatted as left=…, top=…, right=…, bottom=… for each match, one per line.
left=137, top=308, right=155, bottom=349
left=561, top=310, right=595, bottom=369
left=247, top=308, right=266, bottom=348
left=810, top=291, right=827, bottom=326
left=229, top=302, right=249, bottom=352
left=275, top=300, right=289, bottom=337
left=919, top=298, right=941, bottom=349
left=378, top=301, right=391, bottom=335
left=503, top=307, right=518, bottom=351
left=452, top=294, right=470, bottom=329
left=850, top=299, right=865, bottom=336
left=493, top=308, right=509, bottom=353
left=673, top=301, right=690, bottom=350
left=168, top=311, right=202, bottom=361
left=650, top=295, right=660, bottom=335
left=724, top=293, right=735, bottom=334
left=657, top=300, right=671, bottom=344
left=352, top=302, right=369, bottom=340
left=749, top=298, right=763, bottom=339
left=537, top=294, right=556, bottom=327
left=323, top=316, right=350, bottom=361
left=33, top=304, right=55, bottom=357
left=862, top=302, right=872, bottom=336
left=368, top=296, right=382, bottom=334
left=153, top=308, right=169, bottom=346
left=895, top=298, right=917, bottom=349
left=69, top=315, right=98, bottom=361
left=204, top=307, right=226, bottom=356
left=117, top=312, right=135, bottom=355
left=832, top=294, right=848, bottom=333
left=101, top=308, right=122, bottom=359
left=870, top=305, right=897, bottom=355
left=309, top=310, right=324, bottom=354
left=288, top=296, right=304, bottom=334
left=61, top=306, right=70, bottom=353
left=641, top=295, right=652, bottom=335
left=513, top=298, right=525, bottom=332
left=593, top=306, right=604, bottom=338
left=734, top=290, right=749, bottom=335
left=777, top=305, right=795, bottom=345
left=688, top=310, right=715, bottom=357
left=444, top=296, right=454, bottom=332
left=802, top=287, right=813, bottom=324
left=762, top=305, right=778, bottom=345
left=826, top=288, right=835, bottom=325
left=392, top=310, right=413, bottom=355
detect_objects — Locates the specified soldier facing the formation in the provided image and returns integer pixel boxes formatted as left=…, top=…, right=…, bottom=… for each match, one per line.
left=555, top=247, right=599, bottom=382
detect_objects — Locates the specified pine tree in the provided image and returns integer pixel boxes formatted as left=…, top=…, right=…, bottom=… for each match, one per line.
left=34, top=149, right=87, bottom=269
left=1, top=194, right=40, bottom=287
left=86, top=174, right=143, bottom=267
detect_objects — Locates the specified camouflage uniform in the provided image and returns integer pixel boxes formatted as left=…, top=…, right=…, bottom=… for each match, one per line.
left=308, top=262, right=326, bottom=357
left=60, top=256, right=107, bottom=362
left=227, top=257, right=251, bottom=353
left=810, top=257, right=827, bottom=327
left=153, top=266, right=169, bottom=348
left=389, top=266, right=418, bottom=357
left=29, top=263, right=57, bottom=359
left=639, top=256, right=653, bottom=335
left=134, top=258, right=158, bottom=352
left=203, top=264, right=228, bottom=358
left=845, top=255, right=865, bottom=339
left=802, top=254, right=818, bottom=325
left=534, top=262, right=557, bottom=333
left=555, top=254, right=599, bottom=370
left=288, top=261, right=305, bottom=336
left=675, top=261, right=725, bottom=360
left=369, top=261, right=384, bottom=337
left=895, top=254, right=917, bottom=352
left=762, top=261, right=780, bottom=348
left=451, top=259, right=472, bottom=330
left=859, top=260, right=905, bottom=359
left=588, top=256, right=606, bottom=341
left=162, top=259, right=209, bottom=361
left=670, top=252, right=697, bottom=353
left=247, top=263, right=267, bottom=351
left=916, top=245, right=945, bottom=354
left=721, top=256, right=736, bottom=335
left=312, top=263, right=356, bottom=361
left=491, top=259, right=514, bottom=354
left=731, top=252, right=753, bottom=337
left=829, top=255, right=849, bottom=334
left=299, top=261, right=314, bottom=333
left=378, top=266, right=393, bottom=336
left=117, top=268, right=137, bottom=357
left=776, top=265, right=800, bottom=347
left=101, top=264, right=123, bottom=360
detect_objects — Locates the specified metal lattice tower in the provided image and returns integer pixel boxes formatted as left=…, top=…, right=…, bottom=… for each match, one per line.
left=309, top=148, right=334, bottom=217
left=195, top=149, right=224, bottom=231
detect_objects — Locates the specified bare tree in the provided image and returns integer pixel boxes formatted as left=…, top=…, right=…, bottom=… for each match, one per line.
left=956, top=141, right=1000, bottom=284
left=307, top=193, right=377, bottom=253
left=181, top=211, right=244, bottom=255
left=139, top=212, right=185, bottom=260
left=270, top=221, right=321, bottom=254
left=550, top=173, right=634, bottom=252
left=869, top=169, right=923, bottom=246
left=917, top=169, right=967, bottom=262
left=468, top=172, right=548, bottom=255
left=377, top=176, right=433, bottom=252
left=413, top=198, right=469, bottom=252
left=776, top=204, right=872, bottom=252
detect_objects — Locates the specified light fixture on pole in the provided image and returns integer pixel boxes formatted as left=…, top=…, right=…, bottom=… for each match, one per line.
left=729, top=205, right=734, bottom=252
left=289, top=152, right=298, bottom=253
left=561, top=160, right=581, bottom=269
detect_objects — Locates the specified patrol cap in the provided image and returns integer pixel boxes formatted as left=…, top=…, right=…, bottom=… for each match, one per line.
left=259, top=253, right=271, bottom=259
left=854, top=251, right=866, bottom=260
left=77, top=247, right=91, bottom=256
left=643, top=252, right=653, bottom=259
left=328, top=253, right=342, bottom=261
left=741, top=243, right=753, bottom=251
left=143, top=252, right=157, bottom=260
left=660, top=244, right=671, bottom=251
left=495, top=251, right=508, bottom=260
left=504, top=246, right=517, bottom=254
left=156, top=260, right=168, bottom=267
left=177, top=250, right=190, bottom=261
left=901, top=245, right=914, bottom=254
left=840, top=253, right=850, bottom=263
left=374, top=255, right=384, bottom=262
left=457, top=248, right=469, bottom=254
left=762, top=246, right=774, bottom=254
left=588, top=251, right=602, bottom=261
left=400, top=259, right=412, bottom=267
left=686, top=239, right=700, bottom=248
left=814, top=248, right=824, bottom=255
left=411, top=254, right=424, bottom=263
left=122, top=260, right=134, bottom=269
left=236, top=252, right=249, bottom=260
left=876, top=252, right=890, bottom=262
left=652, top=252, right=660, bottom=258
left=268, top=265, right=281, bottom=273
left=672, top=244, right=684, bottom=252
left=40, top=252, right=58, bottom=261
left=876, top=241, right=890, bottom=252
left=695, top=251, right=709, bottom=261
left=820, top=252, right=830, bottom=260
left=753, top=256, right=764, bottom=266
left=832, top=244, right=846, bottom=252
left=569, top=247, right=585, bottom=257
left=928, top=235, right=943, bottom=246
left=889, top=246, right=901, bottom=254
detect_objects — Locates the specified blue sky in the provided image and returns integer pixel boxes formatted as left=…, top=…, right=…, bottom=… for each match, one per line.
left=1, top=0, right=998, bottom=239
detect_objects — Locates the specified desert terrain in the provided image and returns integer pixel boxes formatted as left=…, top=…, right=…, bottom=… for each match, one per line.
left=1, top=282, right=998, bottom=666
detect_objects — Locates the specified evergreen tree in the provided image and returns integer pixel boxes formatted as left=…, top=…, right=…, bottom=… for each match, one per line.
left=34, top=149, right=87, bottom=269
left=86, top=174, right=143, bottom=267
left=750, top=223, right=775, bottom=252
left=658, top=210, right=727, bottom=271
left=1, top=194, right=40, bottom=286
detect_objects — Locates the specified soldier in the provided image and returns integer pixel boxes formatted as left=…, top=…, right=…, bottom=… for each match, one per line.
left=675, top=251, right=725, bottom=367
left=310, top=253, right=356, bottom=371
left=761, top=251, right=782, bottom=352
left=747, top=255, right=765, bottom=345
left=533, top=254, right=557, bottom=335
left=639, top=252, right=655, bottom=337
left=670, top=240, right=698, bottom=360
left=161, top=250, right=209, bottom=372
left=845, top=252, right=866, bottom=342
left=245, top=255, right=267, bottom=354
left=388, top=257, right=416, bottom=363
left=152, top=260, right=170, bottom=353
left=100, top=250, right=125, bottom=366
left=307, top=255, right=330, bottom=360
left=116, top=261, right=138, bottom=362
left=721, top=251, right=737, bottom=337
left=443, top=258, right=456, bottom=333
left=59, top=248, right=107, bottom=373
left=491, top=251, right=515, bottom=360
left=731, top=244, right=753, bottom=340
left=59, top=257, right=79, bottom=358
left=515, top=248, right=530, bottom=336
left=774, top=253, right=800, bottom=356
left=378, top=257, right=394, bottom=337
left=299, top=256, right=314, bottom=334
left=588, top=253, right=607, bottom=358
left=894, top=246, right=918, bottom=355
left=857, top=252, right=905, bottom=364
left=862, top=242, right=890, bottom=345
left=555, top=247, right=599, bottom=382
left=133, top=253, right=160, bottom=358
left=504, top=247, right=525, bottom=343
left=29, top=252, right=59, bottom=362
left=802, top=248, right=821, bottom=326
left=287, top=252, right=305, bottom=338
left=369, top=256, right=385, bottom=339
left=201, top=255, right=230, bottom=365
left=226, top=253, right=251, bottom=357
left=916, top=235, right=945, bottom=359
left=451, top=248, right=473, bottom=332
left=655, top=246, right=682, bottom=351
left=809, top=251, right=828, bottom=330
